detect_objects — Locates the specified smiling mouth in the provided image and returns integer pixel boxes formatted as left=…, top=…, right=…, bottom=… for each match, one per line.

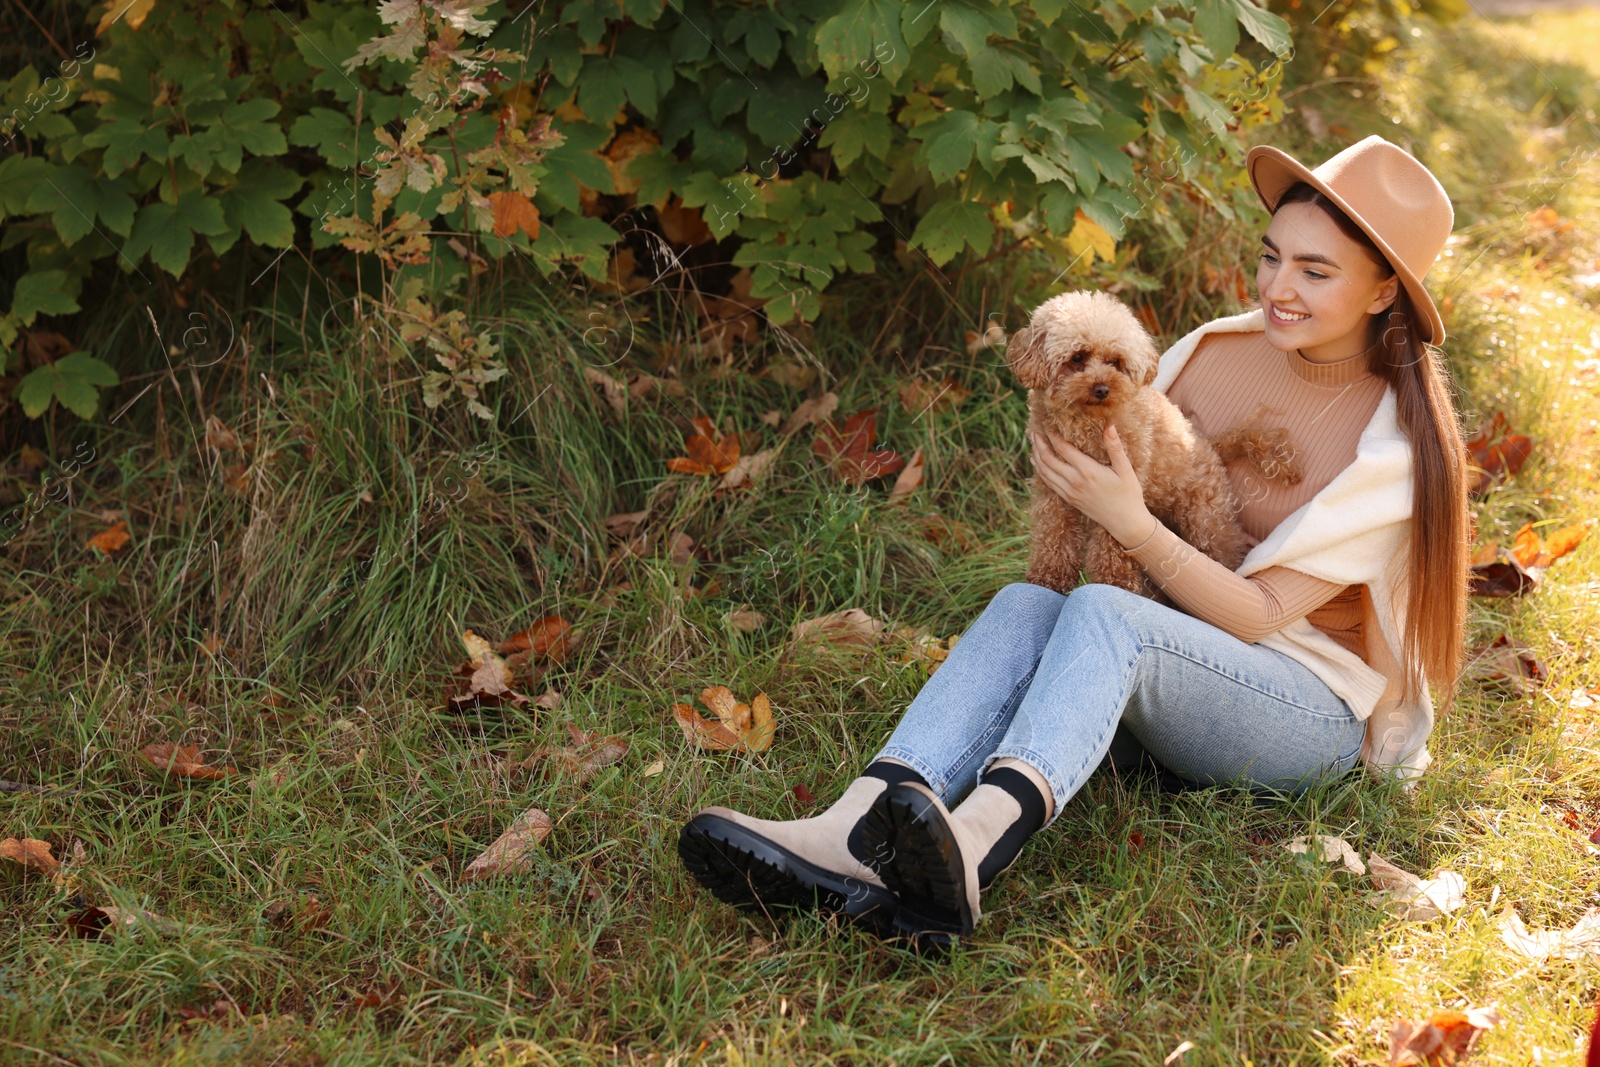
left=1270, top=303, right=1311, bottom=324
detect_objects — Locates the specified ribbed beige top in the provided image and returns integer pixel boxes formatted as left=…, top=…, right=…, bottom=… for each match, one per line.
left=1119, top=328, right=1390, bottom=661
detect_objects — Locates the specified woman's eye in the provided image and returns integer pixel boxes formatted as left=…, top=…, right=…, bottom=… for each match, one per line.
left=1259, top=252, right=1277, bottom=264
left=1305, top=270, right=1327, bottom=280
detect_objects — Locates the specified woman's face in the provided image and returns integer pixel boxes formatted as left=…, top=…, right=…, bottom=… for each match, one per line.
left=1256, top=201, right=1402, bottom=363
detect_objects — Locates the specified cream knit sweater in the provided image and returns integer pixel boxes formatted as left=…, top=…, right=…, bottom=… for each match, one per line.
left=1146, top=306, right=1433, bottom=784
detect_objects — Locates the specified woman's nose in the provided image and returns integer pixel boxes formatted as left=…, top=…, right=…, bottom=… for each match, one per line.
left=1262, top=274, right=1295, bottom=304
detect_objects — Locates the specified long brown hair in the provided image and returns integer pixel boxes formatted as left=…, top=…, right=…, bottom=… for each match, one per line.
left=1273, top=181, right=1470, bottom=719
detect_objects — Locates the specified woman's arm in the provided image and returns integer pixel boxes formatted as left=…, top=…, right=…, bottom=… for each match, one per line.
left=1117, top=519, right=1349, bottom=642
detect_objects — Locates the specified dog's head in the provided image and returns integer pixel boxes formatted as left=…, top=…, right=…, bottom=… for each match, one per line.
left=1005, top=291, right=1160, bottom=418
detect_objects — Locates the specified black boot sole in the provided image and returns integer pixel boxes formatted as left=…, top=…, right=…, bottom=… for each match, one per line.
left=858, top=783, right=973, bottom=954
left=677, top=812, right=899, bottom=938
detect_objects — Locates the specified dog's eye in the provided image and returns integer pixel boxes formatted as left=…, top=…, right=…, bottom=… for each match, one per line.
left=1070, top=350, right=1087, bottom=363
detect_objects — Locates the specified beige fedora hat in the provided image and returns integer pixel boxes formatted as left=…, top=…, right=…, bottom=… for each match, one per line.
left=1246, top=135, right=1454, bottom=345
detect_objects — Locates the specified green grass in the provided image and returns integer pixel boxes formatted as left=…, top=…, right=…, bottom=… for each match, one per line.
left=4, top=10, right=1600, bottom=1066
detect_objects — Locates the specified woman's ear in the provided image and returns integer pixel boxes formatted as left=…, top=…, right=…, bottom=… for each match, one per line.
left=1005, top=325, right=1046, bottom=388
left=1368, top=273, right=1401, bottom=315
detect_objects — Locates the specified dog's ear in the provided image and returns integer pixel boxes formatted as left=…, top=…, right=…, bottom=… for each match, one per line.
left=1005, top=325, right=1047, bottom=388
left=1138, top=333, right=1161, bottom=387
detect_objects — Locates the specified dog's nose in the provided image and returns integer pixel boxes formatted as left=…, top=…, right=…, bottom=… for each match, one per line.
left=1092, top=383, right=1110, bottom=400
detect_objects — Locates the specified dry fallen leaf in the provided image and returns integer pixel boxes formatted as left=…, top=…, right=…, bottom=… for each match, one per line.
left=667, top=415, right=741, bottom=476
left=789, top=607, right=887, bottom=652
left=780, top=392, right=840, bottom=436
left=500, top=616, right=575, bottom=666
left=520, top=722, right=629, bottom=782
left=811, top=408, right=906, bottom=485
left=1366, top=854, right=1467, bottom=920
left=889, top=624, right=960, bottom=673
left=641, top=759, right=665, bottom=778
left=349, top=977, right=407, bottom=1012
left=264, top=893, right=331, bottom=933
left=1464, top=410, right=1533, bottom=496
left=87, top=520, right=131, bottom=556
left=604, top=128, right=659, bottom=196
left=964, top=323, right=1007, bottom=357
left=1284, top=834, right=1367, bottom=875
left=1498, top=904, right=1600, bottom=961
left=0, top=837, right=59, bottom=876
left=655, top=196, right=714, bottom=246
left=18, top=442, right=49, bottom=470
left=205, top=415, right=243, bottom=452
left=138, top=743, right=237, bottom=780
left=445, top=629, right=530, bottom=710
left=461, top=807, right=554, bottom=882
left=604, top=509, right=649, bottom=539
left=718, top=447, right=780, bottom=492
left=918, top=513, right=976, bottom=551
left=724, top=607, right=768, bottom=633
left=66, top=905, right=180, bottom=938
left=1471, top=520, right=1590, bottom=596
left=887, top=446, right=925, bottom=504
left=898, top=376, right=973, bottom=416
left=1388, top=1005, right=1501, bottom=1066
left=672, top=685, right=775, bottom=752
left=1463, top=633, right=1547, bottom=695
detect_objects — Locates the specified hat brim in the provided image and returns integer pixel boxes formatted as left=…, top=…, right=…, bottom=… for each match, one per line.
left=1246, top=145, right=1446, bottom=347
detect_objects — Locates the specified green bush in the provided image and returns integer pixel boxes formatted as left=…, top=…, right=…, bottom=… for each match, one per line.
left=1, top=0, right=1301, bottom=421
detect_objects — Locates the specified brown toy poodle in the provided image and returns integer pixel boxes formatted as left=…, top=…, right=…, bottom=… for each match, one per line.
left=1006, top=290, right=1303, bottom=601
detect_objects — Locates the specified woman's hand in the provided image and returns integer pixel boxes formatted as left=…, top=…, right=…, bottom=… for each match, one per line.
left=1029, top=422, right=1157, bottom=547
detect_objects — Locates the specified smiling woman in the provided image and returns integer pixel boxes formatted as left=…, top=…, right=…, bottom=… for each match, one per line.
left=1257, top=202, right=1402, bottom=362
left=677, top=135, right=1473, bottom=957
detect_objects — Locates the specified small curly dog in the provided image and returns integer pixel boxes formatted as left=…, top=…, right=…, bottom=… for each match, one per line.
left=1006, top=290, right=1304, bottom=601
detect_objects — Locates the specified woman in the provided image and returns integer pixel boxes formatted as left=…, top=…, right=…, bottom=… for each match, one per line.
left=677, top=136, right=1472, bottom=953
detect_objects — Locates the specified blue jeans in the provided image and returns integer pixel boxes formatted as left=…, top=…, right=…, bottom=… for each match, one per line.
left=874, top=582, right=1366, bottom=827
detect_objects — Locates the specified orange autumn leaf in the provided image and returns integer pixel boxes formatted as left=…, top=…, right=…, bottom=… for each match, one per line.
left=672, top=701, right=742, bottom=750
left=500, top=616, right=575, bottom=664
left=87, top=520, right=131, bottom=556
left=1463, top=411, right=1534, bottom=495
left=1509, top=522, right=1544, bottom=568
left=667, top=415, right=741, bottom=475
left=811, top=407, right=905, bottom=485
left=488, top=191, right=540, bottom=239
left=1544, top=522, right=1588, bottom=561
left=672, top=685, right=774, bottom=752
left=0, top=837, right=59, bottom=876
left=1388, top=1005, right=1500, bottom=1065
left=138, top=742, right=237, bottom=780
left=1516, top=519, right=1591, bottom=568
left=594, top=247, right=649, bottom=295
left=656, top=196, right=713, bottom=246
left=604, top=128, right=660, bottom=196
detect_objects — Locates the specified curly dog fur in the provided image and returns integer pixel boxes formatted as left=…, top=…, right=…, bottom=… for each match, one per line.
left=1007, top=290, right=1303, bottom=601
